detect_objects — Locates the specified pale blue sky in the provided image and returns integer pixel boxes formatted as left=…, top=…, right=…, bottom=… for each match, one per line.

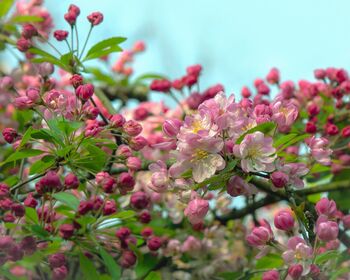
left=45, top=0, right=350, bottom=93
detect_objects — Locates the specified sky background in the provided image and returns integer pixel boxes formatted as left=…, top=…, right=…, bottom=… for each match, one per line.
left=45, top=0, right=350, bottom=95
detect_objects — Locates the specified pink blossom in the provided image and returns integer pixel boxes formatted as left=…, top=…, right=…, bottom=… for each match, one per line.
left=316, top=215, right=339, bottom=241
left=274, top=210, right=294, bottom=231
left=315, top=197, right=337, bottom=218
left=246, top=219, right=274, bottom=248
left=271, top=100, right=298, bottom=131
left=282, top=237, right=312, bottom=264
left=233, top=131, right=276, bottom=173
left=280, top=163, right=309, bottom=188
left=262, top=270, right=280, bottom=280
left=181, top=236, right=202, bottom=254
left=307, top=136, right=332, bottom=165
left=149, top=160, right=169, bottom=192
left=184, top=198, right=209, bottom=225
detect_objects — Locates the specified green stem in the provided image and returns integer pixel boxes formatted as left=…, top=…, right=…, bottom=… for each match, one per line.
left=79, top=25, right=93, bottom=60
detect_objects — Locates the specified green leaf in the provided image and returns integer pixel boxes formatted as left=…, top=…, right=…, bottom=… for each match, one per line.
left=145, top=271, right=161, bottom=280
left=99, top=247, right=121, bottom=280
left=135, top=253, right=158, bottom=278
left=57, top=120, right=83, bottom=137
left=1, top=149, right=44, bottom=166
left=310, top=163, right=331, bottom=173
left=134, top=73, right=169, bottom=83
left=218, top=272, right=241, bottom=280
left=19, top=127, right=34, bottom=148
left=31, top=129, right=62, bottom=145
left=255, top=253, right=284, bottom=269
left=274, top=133, right=298, bottom=148
left=31, top=225, right=49, bottom=238
left=79, top=253, right=100, bottom=280
left=86, top=67, right=115, bottom=85
left=277, top=133, right=310, bottom=152
left=0, top=0, right=14, bottom=17
left=25, top=207, right=39, bottom=224
left=236, top=122, right=277, bottom=144
left=29, top=48, right=68, bottom=71
left=10, top=15, right=44, bottom=23
left=3, top=176, right=19, bottom=186
left=29, top=155, right=56, bottom=175
left=52, top=192, right=79, bottom=210
left=315, top=250, right=339, bottom=265
left=83, top=37, right=126, bottom=61
left=74, top=144, right=107, bottom=173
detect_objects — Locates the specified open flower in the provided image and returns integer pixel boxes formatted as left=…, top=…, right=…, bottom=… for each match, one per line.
left=233, top=131, right=276, bottom=173
left=307, top=136, right=332, bottom=165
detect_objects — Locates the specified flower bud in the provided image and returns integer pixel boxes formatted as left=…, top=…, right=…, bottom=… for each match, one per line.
left=52, top=266, right=68, bottom=280
left=35, top=171, right=62, bottom=194
left=87, top=12, right=104, bottom=26
left=20, top=236, right=36, bottom=254
left=241, top=86, right=251, bottom=98
left=123, top=120, right=142, bottom=136
left=288, top=264, right=303, bottom=280
left=266, top=68, right=280, bottom=85
left=130, top=191, right=149, bottom=209
left=138, top=210, right=151, bottom=223
left=48, top=253, right=66, bottom=268
left=0, top=236, right=15, bottom=251
left=68, top=4, right=80, bottom=16
left=150, top=172, right=168, bottom=193
left=64, top=173, right=79, bottom=189
left=0, top=183, right=9, bottom=198
left=53, top=30, right=68, bottom=41
left=2, top=128, right=18, bottom=144
left=126, top=157, right=142, bottom=171
left=186, top=92, right=203, bottom=110
left=38, top=62, right=54, bottom=77
left=0, top=76, right=14, bottom=90
left=184, top=198, right=209, bottom=225
left=316, top=218, right=339, bottom=242
left=310, top=264, right=320, bottom=278
left=64, top=11, right=77, bottom=25
left=314, top=69, right=326, bottom=80
left=307, top=103, right=320, bottom=117
left=274, top=210, right=294, bottom=231
left=14, top=96, right=33, bottom=109
left=141, top=227, right=153, bottom=238
left=117, top=172, right=135, bottom=194
left=315, top=198, right=337, bottom=218
left=246, top=220, right=274, bottom=247
left=305, top=122, right=317, bottom=133
left=132, top=41, right=145, bottom=53
left=116, top=144, right=132, bottom=158
left=326, top=123, right=339, bottom=135
left=76, top=84, right=94, bottom=101
left=24, top=193, right=38, bottom=208
left=22, top=24, right=38, bottom=39
left=342, top=214, right=350, bottom=229
left=341, top=126, right=350, bottom=138
left=150, top=79, right=172, bottom=92
left=78, top=200, right=93, bottom=215
left=133, top=107, right=148, bottom=121
left=7, top=244, right=24, bottom=261
left=17, top=37, right=32, bottom=52
left=119, top=250, right=137, bottom=268
left=59, top=224, right=75, bottom=239
left=102, top=200, right=117, bottom=216
left=109, top=114, right=125, bottom=128
left=262, top=270, right=279, bottom=280
left=70, top=74, right=83, bottom=89
left=129, top=136, right=147, bottom=151
left=163, top=119, right=182, bottom=138
left=11, top=203, right=25, bottom=217
left=147, top=236, right=162, bottom=251
left=116, top=227, right=131, bottom=240
left=271, top=171, right=289, bottom=188
left=26, top=87, right=40, bottom=103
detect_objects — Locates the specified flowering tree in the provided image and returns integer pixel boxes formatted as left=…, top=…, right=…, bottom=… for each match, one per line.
left=0, top=1, right=350, bottom=280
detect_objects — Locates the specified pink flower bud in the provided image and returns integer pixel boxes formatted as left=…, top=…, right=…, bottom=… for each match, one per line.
left=132, top=41, right=145, bottom=52
left=78, top=200, right=93, bottom=215
left=342, top=214, right=350, bottom=229
left=262, top=270, right=279, bottom=280
left=16, top=37, right=32, bottom=52
left=288, top=264, right=303, bottom=280
left=305, top=122, right=317, bottom=133
left=53, top=30, right=68, bottom=41
left=186, top=64, right=202, bottom=77
left=266, top=68, right=280, bottom=85
left=117, top=172, right=135, bottom=194
left=116, top=227, right=131, bottom=240
left=246, top=220, right=274, bottom=247
left=103, top=200, right=117, bottom=216
left=341, top=126, right=350, bottom=138
left=64, top=11, right=77, bottom=25
left=7, top=244, right=23, bottom=261
left=0, top=76, right=13, bottom=90
left=307, top=103, right=320, bottom=117
left=163, top=119, right=182, bottom=137
left=11, top=203, right=25, bottom=217
left=76, top=84, right=94, bottom=101
left=48, top=253, right=66, bottom=268
left=14, top=96, right=33, bottom=109
left=316, top=216, right=339, bottom=242
left=70, top=74, right=83, bottom=88
left=126, top=156, right=142, bottom=171
left=20, top=236, right=36, bottom=254
left=314, top=69, right=326, bottom=80
left=271, top=171, right=289, bottom=188
left=0, top=183, right=9, bottom=198
left=241, top=86, right=251, bottom=98
left=24, top=193, right=37, bottom=208
left=116, top=144, right=132, bottom=158
left=87, top=12, right=104, bottom=26
left=141, top=227, right=153, bottom=238
left=59, top=224, right=75, bottom=239
left=274, top=210, right=294, bottom=231
left=130, top=191, right=149, bottom=209
left=186, top=92, right=203, bottom=110
left=147, top=236, right=162, bottom=251
left=119, top=250, right=137, bottom=268
left=35, top=171, right=62, bottom=194
left=310, top=264, right=320, bottom=277
left=22, top=24, right=38, bottom=39
left=0, top=236, right=15, bottom=251
left=109, top=114, right=125, bottom=128
left=52, top=266, right=68, bottom=280
left=172, top=79, right=184, bottom=90
left=64, top=173, right=79, bottom=189
left=26, top=87, right=40, bottom=103
left=38, top=62, right=54, bottom=77
left=150, top=79, right=172, bottom=92
left=326, top=123, right=339, bottom=136
left=150, top=172, right=168, bottom=193
left=133, top=107, right=148, bottom=121
left=139, top=210, right=151, bottom=223
left=257, top=82, right=270, bottom=95
left=315, top=198, right=337, bottom=218
left=129, top=136, right=147, bottom=151
left=123, top=120, right=142, bottom=136
left=184, top=198, right=209, bottom=225
left=2, top=128, right=18, bottom=144
left=68, top=4, right=80, bottom=16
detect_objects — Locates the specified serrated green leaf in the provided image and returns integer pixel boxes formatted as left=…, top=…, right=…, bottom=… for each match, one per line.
left=29, top=155, right=56, bottom=175
left=25, top=207, right=39, bottom=224
left=52, top=192, right=79, bottom=210
left=83, top=37, right=126, bottom=61
left=1, top=149, right=44, bottom=166
left=236, top=122, right=277, bottom=144
left=99, top=247, right=121, bottom=280
left=79, top=253, right=100, bottom=280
